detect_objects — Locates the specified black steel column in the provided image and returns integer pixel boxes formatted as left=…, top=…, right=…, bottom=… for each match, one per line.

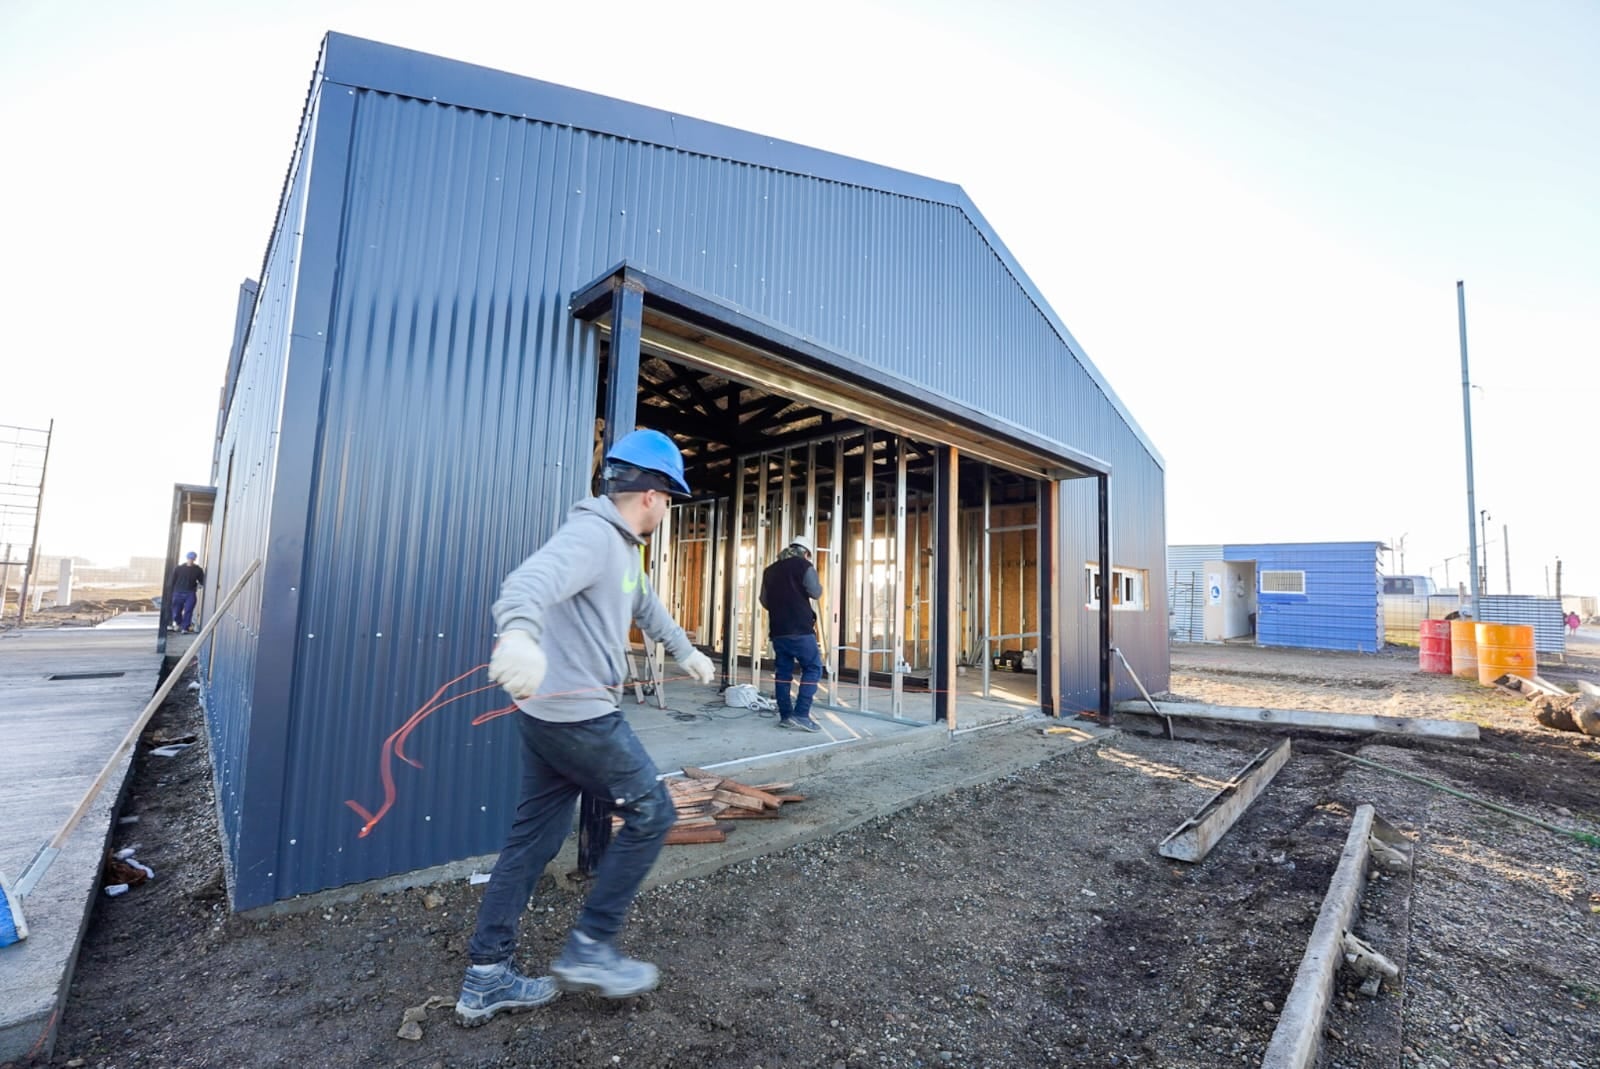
left=932, top=447, right=957, bottom=724
left=581, top=276, right=645, bottom=875
left=1037, top=478, right=1059, bottom=718
left=603, top=278, right=644, bottom=450
left=1097, top=474, right=1112, bottom=720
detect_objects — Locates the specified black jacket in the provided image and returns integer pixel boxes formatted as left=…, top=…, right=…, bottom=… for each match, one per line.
left=759, top=555, right=821, bottom=637
left=172, top=563, right=205, bottom=594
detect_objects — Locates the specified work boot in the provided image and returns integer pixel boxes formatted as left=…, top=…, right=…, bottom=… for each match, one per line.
left=454, top=959, right=559, bottom=1026
left=790, top=717, right=822, bottom=733
left=551, top=930, right=659, bottom=998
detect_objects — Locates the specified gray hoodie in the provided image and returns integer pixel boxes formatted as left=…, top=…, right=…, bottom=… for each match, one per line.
left=493, top=496, right=697, bottom=723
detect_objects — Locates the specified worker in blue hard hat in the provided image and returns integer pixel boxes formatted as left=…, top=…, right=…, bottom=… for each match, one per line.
left=168, top=551, right=204, bottom=633
left=457, top=427, right=715, bottom=1027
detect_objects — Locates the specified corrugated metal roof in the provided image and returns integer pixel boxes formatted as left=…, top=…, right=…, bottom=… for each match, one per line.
left=319, top=33, right=1163, bottom=471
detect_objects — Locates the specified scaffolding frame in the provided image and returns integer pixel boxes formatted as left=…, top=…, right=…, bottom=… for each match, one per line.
left=0, top=420, right=53, bottom=624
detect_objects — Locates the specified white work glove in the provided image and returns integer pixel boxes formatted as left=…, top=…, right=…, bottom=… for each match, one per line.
left=678, top=650, right=715, bottom=685
left=489, top=631, right=547, bottom=700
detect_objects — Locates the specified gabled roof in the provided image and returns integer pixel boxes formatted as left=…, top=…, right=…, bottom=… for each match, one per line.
left=317, top=32, right=1162, bottom=467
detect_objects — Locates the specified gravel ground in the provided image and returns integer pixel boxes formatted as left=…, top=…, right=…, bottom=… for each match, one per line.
left=17, top=643, right=1600, bottom=1069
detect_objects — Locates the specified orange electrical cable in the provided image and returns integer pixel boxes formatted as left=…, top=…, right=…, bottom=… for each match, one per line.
left=346, top=663, right=1083, bottom=839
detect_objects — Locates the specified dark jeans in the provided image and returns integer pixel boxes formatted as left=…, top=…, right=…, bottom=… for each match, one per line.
left=771, top=632, right=823, bottom=721
left=170, top=590, right=196, bottom=630
left=467, top=710, right=673, bottom=964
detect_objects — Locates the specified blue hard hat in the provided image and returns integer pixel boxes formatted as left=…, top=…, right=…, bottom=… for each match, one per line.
left=185, top=551, right=197, bottom=560
left=605, top=429, right=691, bottom=497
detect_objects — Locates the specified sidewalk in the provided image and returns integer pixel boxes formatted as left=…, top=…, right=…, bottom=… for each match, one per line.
left=0, top=624, right=163, bottom=1064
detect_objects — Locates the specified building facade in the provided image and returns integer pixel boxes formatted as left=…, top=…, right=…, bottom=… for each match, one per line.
left=200, top=34, right=1169, bottom=908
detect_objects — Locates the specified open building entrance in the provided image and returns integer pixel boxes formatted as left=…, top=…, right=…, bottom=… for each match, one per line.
left=1202, top=559, right=1258, bottom=643
left=573, top=265, right=1113, bottom=741
left=645, top=427, right=1052, bottom=727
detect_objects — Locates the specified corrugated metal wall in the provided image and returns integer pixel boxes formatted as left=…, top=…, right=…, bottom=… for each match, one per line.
left=1166, top=545, right=1222, bottom=643
left=1478, top=595, right=1566, bottom=654
left=197, top=91, right=321, bottom=873
left=216, top=37, right=1170, bottom=905
left=1228, top=543, right=1382, bottom=653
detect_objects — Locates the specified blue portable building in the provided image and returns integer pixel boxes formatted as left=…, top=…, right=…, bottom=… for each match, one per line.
left=1167, top=542, right=1383, bottom=653
left=200, top=33, right=1169, bottom=909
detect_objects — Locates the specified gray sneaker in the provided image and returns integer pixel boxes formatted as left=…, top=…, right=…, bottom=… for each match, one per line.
left=790, top=717, right=823, bottom=733
left=551, top=931, right=660, bottom=998
left=455, top=959, right=560, bottom=1026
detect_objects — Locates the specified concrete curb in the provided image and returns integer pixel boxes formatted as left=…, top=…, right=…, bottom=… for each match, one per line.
left=0, top=751, right=136, bottom=1065
left=1260, top=804, right=1376, bottom=1069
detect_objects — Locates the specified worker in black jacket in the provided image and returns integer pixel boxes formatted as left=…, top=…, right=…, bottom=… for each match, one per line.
left=759, top=535, right=825, bottom=732
left=168, top=552, right=205, bottom=633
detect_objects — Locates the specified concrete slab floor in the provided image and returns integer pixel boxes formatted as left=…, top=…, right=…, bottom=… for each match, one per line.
left=0, top=627, right=164, bottom=1063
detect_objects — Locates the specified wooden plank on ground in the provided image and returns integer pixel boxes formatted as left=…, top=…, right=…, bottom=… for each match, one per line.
left=716, top=780, right=785, bottom=809
left=712, top=790, right=766, bottom=811
left=664, top=825, right=727, bottom=845
left=717, top=807, right=781, bottom=820
left=1158, top=739, right=1292, bottom=863
left=1260, top=805, right=1381, bottom=1069
left=773, top=794, right=807, bottom=804
left=1114, top=700, right=1478, bottom=740
left=681, top=766, right=722, bottom=781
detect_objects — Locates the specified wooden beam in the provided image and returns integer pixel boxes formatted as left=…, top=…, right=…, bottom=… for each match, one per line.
left=1114, top=700, right=1479, bottom=740
left=1262, top=805, right=1387, bottom=1069
left=1158, top=739, right=1291, bottom=862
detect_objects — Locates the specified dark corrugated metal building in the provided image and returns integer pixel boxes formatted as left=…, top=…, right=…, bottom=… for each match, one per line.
left=202, top=33, right=1168, bottom=909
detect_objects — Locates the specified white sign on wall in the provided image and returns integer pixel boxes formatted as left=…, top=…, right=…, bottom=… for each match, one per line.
left=1207, top=573, right=1223, bottom=605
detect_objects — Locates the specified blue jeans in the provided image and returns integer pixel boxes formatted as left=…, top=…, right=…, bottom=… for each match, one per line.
left=170, top=590, right=196, bottom=630
left=467, top=711, right=674, bottom=964
left=771, top=633, right=823, bottom=721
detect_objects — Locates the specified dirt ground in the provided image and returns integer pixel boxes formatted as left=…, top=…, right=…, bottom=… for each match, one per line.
left=18, top=641, right=1600, bottom=1069
left=0, top=586, right=162, bottom=629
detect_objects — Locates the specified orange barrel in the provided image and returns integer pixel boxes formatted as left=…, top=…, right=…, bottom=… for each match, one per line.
left=1476, top=623, right=1536, bottom=687
left=1450, top=620, right=1478, bottom=680
left=1419, top=620, right=1453, bottom=674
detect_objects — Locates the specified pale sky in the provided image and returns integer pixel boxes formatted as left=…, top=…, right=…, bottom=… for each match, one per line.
left=2, top=0, right=1595, bottom=595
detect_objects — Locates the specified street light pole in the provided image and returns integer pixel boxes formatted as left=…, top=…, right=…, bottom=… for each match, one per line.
left=1479, top=509, right=1491, bottom=596
left=1458, top=281, right=1481, bottom=613
left=1503, top=523, right=1511, bottom=595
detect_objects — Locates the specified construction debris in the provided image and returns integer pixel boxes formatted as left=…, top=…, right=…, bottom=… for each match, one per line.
left=1494, top=675, right=1600, bottom=737
left=1158, top=739, right=1291, bottom=863
left=396, top=995, right=451, bottom=1041
left=1341, top=931, right=1400, bottom=989
left=627, top=770, right=809, bottom=846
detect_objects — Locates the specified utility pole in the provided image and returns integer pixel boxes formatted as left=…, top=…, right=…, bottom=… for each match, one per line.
left=1502, top=523, right=1511, bottom=595
left=1458, top=282, right=1481, bottom=614
left=1479, top=509, right=1491, bottom=596
left=1555, top=557, right=1563, bottom=599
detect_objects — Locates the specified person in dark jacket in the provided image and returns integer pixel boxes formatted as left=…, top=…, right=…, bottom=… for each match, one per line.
left=759, top=535, right=825, bottom=732
left=168, top=552, right=204, bottom=633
